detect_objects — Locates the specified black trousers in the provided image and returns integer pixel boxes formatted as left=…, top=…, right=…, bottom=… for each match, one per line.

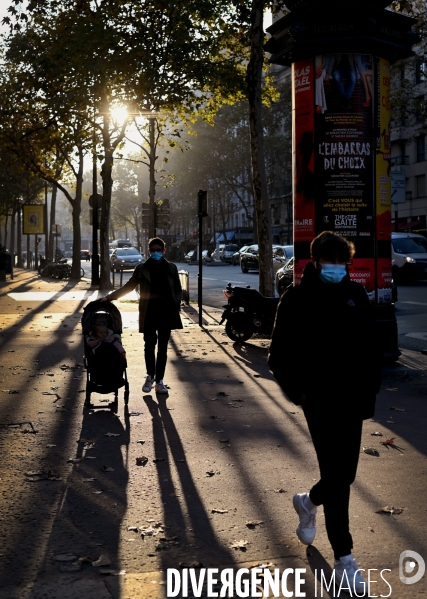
left=143, top=320, right=171, bottom=382
left=303, top=401, right=363, bottom=560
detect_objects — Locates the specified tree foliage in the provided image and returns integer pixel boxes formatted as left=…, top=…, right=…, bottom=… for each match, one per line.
left=389, top=1, right=427, bottom=132
left=2, top=0, right=288, bottom=292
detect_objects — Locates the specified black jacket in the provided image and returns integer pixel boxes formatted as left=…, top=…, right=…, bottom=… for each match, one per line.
left=108, top=258, right=183, bottom=333
left=268, top=262, right=382, bottom=419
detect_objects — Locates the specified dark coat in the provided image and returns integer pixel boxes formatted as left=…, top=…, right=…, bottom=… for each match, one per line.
left=108, top=258, right=183, bottom=333
left=268, top=262, right=382, bottom=420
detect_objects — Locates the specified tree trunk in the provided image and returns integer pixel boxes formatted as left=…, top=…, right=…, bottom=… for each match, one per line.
left=17, top=206, right=22, bottom=267
left=70, top=152, right=83, bottom=279
left=100, top=108, right=114, bottom=290
left=247, top=0, right=273, bottom=296
left=135, top=215, right=142, bottom=251
left=48, top=184, right=57, bottom=261
left=148, top=116, right=156, bottom=239
left=3, top=210, right=9, bottom=249
left=10, top=202, right=16, bottom=262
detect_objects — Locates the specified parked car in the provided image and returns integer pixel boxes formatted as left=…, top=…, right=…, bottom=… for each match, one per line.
left=211, top=245, right=225, bottom=261
left=231, top=245, right=249, bottom=266
left=272, top=245, right=293, bottom=270
left=220, top=244, right=239, bottom=263
left=110, top=247, right=144, bottom=271
left=115, top=239, right=132, bottom=248
left=184, top=249, right=209, bottom=263
left=81, top=249, right=91, bottom=261
left=240, top=244, right=293, bottom=273
left=391, top=232, right=427, bottom=281
left=275, top=257, right=294, bottom=296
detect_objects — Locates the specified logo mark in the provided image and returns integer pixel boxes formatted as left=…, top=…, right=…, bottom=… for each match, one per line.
left=399, top=550, right=425, bottom=585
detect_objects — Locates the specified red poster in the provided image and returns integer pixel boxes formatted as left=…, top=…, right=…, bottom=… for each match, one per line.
left=293, top=60, right=316, bottom=242
left=377, top=258, right=393, bottom=303
left=294, top=258, right=311, bottom=285
left=347, top=259, right=376, bottom=300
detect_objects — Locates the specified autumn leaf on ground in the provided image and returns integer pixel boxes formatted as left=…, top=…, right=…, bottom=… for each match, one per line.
left=230, top=540, right=248, bottom=551
left=246, top=520, right=264, bottom=529
left=380, top=437, right=396, bottom=446
left=376, top=506, right=404, bottom=515
left=363, top=447, right=379, bottom=456
left=380, top=438, right=405, bottom=452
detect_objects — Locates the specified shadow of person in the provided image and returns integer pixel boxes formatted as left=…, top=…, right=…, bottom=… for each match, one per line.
left=305, top=545, right=334, bottom=598
left=231, top=339, right=270, bottom=371
left=143, top=394, right=235, bottom=568
left=42, top=404, right=130, bottom=593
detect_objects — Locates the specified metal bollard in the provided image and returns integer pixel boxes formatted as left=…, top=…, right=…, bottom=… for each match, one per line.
left=178, top=270, right=189, bottom=305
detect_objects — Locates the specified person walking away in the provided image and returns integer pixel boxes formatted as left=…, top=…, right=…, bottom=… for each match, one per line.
left=268, top=231, right=382, bottom=597
left=102, top=237, right=182, bottom=394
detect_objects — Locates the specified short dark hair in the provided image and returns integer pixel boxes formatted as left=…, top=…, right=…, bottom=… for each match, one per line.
left=310, top=231, right=355, bottom=262
left=148, top=237, right=165, bottom=250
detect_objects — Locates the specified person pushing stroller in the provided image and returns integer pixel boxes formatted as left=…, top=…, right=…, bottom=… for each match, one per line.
left=101, top=237, right=182, bottom=394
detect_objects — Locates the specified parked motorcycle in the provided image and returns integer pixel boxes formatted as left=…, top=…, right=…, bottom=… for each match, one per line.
left=220, top=282, right=280, bottom=342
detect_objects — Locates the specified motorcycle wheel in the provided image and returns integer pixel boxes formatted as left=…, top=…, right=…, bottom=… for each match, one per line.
left=225, top=314, right=253, bottom=342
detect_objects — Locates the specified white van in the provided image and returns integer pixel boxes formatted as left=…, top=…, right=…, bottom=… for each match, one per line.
left=391, top=232, right=427, bottom=281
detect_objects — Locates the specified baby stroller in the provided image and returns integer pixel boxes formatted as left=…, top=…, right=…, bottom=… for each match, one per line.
left=82, top=300, right=129, bottom=411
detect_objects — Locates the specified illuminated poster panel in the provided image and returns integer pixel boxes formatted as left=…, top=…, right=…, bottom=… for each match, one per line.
left=292, top=54, right=392, bottom=301
left=292, top=59, right=316, bottom=282
left=23, top=205, right=45, bottom=235
left=315, top=53, right=376, bottom=296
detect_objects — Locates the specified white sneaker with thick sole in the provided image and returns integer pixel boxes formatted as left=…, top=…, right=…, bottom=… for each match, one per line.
left=333, top=554, right=367, bottom=597
left=155, top=380, right=168, bottom=394
left=142, top=375, right=154, bottom=393
left=292, top=492, right=317, bottom=545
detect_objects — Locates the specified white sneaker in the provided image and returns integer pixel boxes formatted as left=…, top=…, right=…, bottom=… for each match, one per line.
left=142, top=375, right=154, bottom=393
left=155, top=380, right=168, bottom=394
left=292, top=492, right=317, bottom=545
left=334, top=554, right=367, bottom=597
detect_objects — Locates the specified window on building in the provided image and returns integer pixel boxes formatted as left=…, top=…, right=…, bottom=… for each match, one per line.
left=416, top=135, right=425, bottom=162
left=416, top=58, right=427, bottom=84
left=416, top=175, right=426, bottom=198
left=416, top=95, right=425, bottom=120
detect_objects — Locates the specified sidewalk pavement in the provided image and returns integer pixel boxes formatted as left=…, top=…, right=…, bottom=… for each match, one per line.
left=0, top=269, right=426, bottom=599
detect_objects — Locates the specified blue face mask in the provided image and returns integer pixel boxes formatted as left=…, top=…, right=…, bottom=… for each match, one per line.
left=319, top=263, right=347, bottom=284
left=150, top=251, right=163, bottom=261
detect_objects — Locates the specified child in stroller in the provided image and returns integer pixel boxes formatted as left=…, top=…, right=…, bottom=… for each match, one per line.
left=86, top=324, right=126, bottom=358
left=82, top=300, right=129, bottom=410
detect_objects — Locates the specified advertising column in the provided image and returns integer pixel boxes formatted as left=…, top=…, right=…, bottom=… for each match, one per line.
left=292, top=53, right=392, bottom=303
